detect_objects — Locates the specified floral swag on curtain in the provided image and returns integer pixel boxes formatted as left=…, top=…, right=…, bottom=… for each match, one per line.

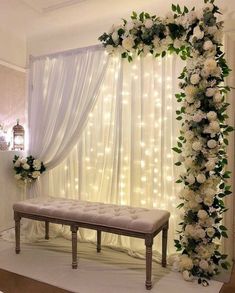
left=99, top=0, right=232, bottom=284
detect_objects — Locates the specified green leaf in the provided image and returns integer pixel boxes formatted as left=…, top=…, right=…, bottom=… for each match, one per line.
left=220, top=225, right=227, bottom=231
left=221, top=231, right=228, bottom=238
left=177, top=203, right=184, bottom=209
left=172, top=147, right=182, bottom=154
left=175, top=162, right=182, bottom=166
left=224, top=138, right=228, bottom=145
left=172, top=4, right=177, bottom=11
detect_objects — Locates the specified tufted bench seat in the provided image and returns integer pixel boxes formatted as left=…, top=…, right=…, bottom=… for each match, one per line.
left=13, top=197, right=170, bottom=290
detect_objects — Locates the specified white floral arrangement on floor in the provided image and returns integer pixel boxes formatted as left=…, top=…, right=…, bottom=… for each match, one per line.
left=13, top=155, right=46, bottom=184
left=99, top=0, right=232, bottom=285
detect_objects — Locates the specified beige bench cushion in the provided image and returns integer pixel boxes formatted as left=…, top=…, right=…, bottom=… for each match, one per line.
left=13, top=198, right=170, bottom=234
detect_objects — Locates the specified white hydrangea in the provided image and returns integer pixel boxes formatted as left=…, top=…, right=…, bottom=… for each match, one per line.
left=185, top=130, right=194, bottom=141
left=199, top=259, right=209, bottom=270
left=213, top=92, right=223, bottom=103
left=198, top=210, right=208, bottom=220
left=205, top=159, right=216, bottom=171
left=206, top=87, right=216, bottom=97
left=210, top=121, right=220, bottom=133
left=179, top=255, right=194, bottom=271
left=192, top=141, right=202, bottom=151
left=185, top=85, right=198, bottom=97
left=204, top=58, right=218, bottom=75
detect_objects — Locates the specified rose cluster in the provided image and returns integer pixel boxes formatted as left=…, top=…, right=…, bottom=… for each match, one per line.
left=13, top=155, right=46, bottom=184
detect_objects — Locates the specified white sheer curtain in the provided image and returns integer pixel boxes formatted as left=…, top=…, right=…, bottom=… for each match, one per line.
left=28, top=45, right=109, bottom=171
left=39, top=54, right=184, bottom=257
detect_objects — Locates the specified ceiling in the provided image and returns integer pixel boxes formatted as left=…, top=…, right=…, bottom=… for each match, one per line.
left=0, top=0, right=235, bottom=40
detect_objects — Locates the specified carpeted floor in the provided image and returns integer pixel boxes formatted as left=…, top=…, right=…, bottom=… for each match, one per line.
left=0, top=238, right=231, bottom=293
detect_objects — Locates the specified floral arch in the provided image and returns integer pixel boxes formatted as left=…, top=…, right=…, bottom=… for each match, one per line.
left=99, top=0, right=232, bottom=284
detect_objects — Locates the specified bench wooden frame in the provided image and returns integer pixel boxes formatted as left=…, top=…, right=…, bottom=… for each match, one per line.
left=14, top=211, right=169, bottom=290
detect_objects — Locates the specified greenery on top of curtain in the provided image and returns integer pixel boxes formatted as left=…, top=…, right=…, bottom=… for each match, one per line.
left=99, top=0, right=233, bottom=285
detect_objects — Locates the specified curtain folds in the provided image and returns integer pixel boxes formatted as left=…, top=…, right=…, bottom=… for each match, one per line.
left=28, top=46, right=109, bottom=171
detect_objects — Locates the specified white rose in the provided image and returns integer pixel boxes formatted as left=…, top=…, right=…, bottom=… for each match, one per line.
left=15, top=174, right=21, bottom=180
left=193, top=26, right=204, bottom=40
left=196, top=174, right=206, bottom=184
left=204, top=196, right=214, bottom=206
left=207, top=111, right=217, bottom=121
left=20, top=158, right=27, bottom=164
left=210, top=121, right=220, bottom=133
left=186, top=174, right=195, bottom=185
left=213, top=92, right=223, bottom=103
left=23, top=163, right=30, bottom=170
left=203, top=40, right=214, bottom=51
left=112, top=31, right=119, bottom=42
left=205, top=160, right=216, bottom=171
left=14, top=160, right=21, bottom=167
left=182, top=270, right=193, bottom=281
left=144, top=19, right=153, bottom=29
left=122, top=37, right=134, bottom=51
left=198, top=210, right=208, bottom=220
left=190, top=73, right=200, bottom=85
left=206, top=227, right=215, bottom=237
left=197, top=228, right=206, bottom=239
left=195, top=194, right=203, bottom=203
left=192, top=141, right=202, bottom=151
left=199, top=259, right=209, bottom=270
left=206, top=87, right=216, bottom=97
left=207, top=139, right=217, bottom=149
left=32, top=171, right=40, bottom=179
left=125, top=22, right=134, bottom=31
left=185, top=96, right=194, bottom=103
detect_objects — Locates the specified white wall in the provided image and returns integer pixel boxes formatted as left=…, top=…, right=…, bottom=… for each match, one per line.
left=0, top=28, right=26, bottom=68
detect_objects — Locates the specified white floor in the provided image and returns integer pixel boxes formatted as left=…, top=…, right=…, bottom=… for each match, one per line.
left=0, top=238, right=223, bottom=293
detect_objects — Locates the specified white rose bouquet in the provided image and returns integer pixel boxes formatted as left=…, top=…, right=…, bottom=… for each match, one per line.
left=13, top=155, right=46, bottom=184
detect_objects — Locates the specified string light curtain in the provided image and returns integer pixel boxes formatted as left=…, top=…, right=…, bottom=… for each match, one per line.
left=40, top=54, right=184, bottom=256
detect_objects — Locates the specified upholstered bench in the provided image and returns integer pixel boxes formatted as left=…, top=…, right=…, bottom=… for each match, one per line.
left=13, top=197, right=170, bottom=290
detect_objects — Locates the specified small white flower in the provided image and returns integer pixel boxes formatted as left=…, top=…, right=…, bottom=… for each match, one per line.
left=210, top=121, right=220, bottom=133
left=196, top=173, right=206, bottom=184
left=207, top=111, right=217, bottom=121
left=205, top=159, right=216, bottom=171
left=207, top=139, right=217, bottom=149
left=190, top=73, right=200, bottom=85
left=112, top=31, right=119, bottom=42
left=125, top=22, right=134, bottom=31
left=32, top=171, right=40, bottom=179
left=204, top=58, right=217, bottom=75
left=179, top=255, right=194, bottom=270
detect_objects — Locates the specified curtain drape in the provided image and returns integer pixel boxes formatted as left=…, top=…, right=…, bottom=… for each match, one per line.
left=36, top=54, right=184, bottom=258
left=28, top=45, right=109, bottom=171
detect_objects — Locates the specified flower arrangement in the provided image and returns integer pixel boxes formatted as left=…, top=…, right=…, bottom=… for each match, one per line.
left=99, top=0, right=232, bottom=285
left=13, top=155, right=46, bottom=183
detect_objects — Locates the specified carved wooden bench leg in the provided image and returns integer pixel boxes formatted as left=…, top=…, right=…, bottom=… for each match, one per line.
left=14, top=212, right=21, bottom=254
left=145, top=235, right=153, bottom=290
left=162, top=222, right=168, bottom=268
left=45, top=221, right=49, bottom=240
left=71, top=225, right=78, bottom=269
left=97, top=230, right=101, bottom=253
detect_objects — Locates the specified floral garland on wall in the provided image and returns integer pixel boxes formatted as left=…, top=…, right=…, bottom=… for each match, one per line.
left=99, top=0, right=232, bottom=284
